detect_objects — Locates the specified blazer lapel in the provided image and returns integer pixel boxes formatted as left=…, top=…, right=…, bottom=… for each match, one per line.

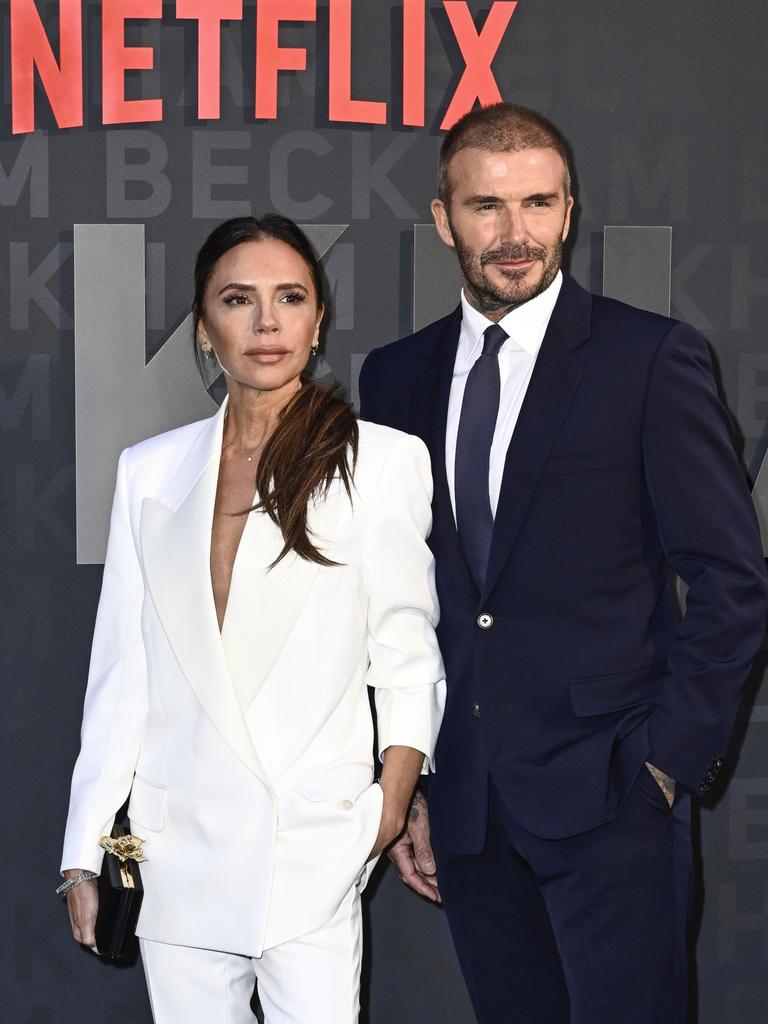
left=221, top=479, right=346, bottom=711
left=140, top=401, right=266, bottom=779
left=410, top=307, right=479, bottom=598
left=483, top=276, right=591, bottom=599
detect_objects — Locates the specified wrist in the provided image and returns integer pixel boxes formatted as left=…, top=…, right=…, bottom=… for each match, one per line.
left=56, top=870, right=98, bottom=897
left=379, top=799, right=406, bottom=838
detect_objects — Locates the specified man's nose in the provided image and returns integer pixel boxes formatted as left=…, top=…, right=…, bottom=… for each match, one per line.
left=500, top=206, right=527, bottom=246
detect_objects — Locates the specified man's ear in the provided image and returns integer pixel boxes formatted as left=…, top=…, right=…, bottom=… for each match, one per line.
left=431, top=198, right=455, bottom=249
left=561, top=195, right=574, bottom=243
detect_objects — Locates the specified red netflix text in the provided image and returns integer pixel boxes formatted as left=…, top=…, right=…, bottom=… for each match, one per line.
left=8, top=0, right=518, bottom=135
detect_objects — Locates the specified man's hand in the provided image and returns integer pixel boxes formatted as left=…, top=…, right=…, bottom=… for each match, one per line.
left=64, top=869, right=99, bottom=951
left=387, top=790, right=440, bottom=902
left=645, top=762, right=676, bottom=808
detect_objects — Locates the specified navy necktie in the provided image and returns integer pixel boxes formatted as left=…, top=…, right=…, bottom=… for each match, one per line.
left=455, top=323, right=508, bottom=591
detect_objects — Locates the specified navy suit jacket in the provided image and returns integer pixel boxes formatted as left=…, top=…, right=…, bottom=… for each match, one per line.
left=359, top=274, right=768, bottom=852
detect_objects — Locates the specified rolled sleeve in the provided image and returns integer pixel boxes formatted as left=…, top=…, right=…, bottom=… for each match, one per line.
left=362, top=434, right=446, bottom=772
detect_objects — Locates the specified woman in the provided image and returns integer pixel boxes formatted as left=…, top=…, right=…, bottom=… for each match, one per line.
left=60, top=215, right=445, bottom=1023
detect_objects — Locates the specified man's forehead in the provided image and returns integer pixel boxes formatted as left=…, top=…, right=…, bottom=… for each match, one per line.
left=449, top=146, right=567, bottom=189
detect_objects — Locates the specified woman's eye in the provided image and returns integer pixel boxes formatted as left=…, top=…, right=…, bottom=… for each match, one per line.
left=280, top=292, right=306, bottom=304
left=224, top=293, right=249, bottom=306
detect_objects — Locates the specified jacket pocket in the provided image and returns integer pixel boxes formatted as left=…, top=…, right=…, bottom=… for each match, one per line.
left=543, top=443, right=621, bottom=477
left=128, top=775, right=168, bottom=832
left=569, top=664, right=665, bottom=717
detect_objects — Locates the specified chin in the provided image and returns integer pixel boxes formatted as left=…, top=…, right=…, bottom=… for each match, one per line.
left=249, top=375, right=294, bottom=391
left=225, top=369, right=286, bottom=392
left=497, top=265, right=540, bottom=287
left=500, top=268, right=546, bottom=300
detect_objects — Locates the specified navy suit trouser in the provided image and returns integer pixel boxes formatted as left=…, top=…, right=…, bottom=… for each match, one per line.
left=435, top=771, right=692, bottom=1024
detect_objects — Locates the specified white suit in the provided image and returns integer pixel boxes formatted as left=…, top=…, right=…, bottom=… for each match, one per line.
left=61, top=402, right=445, bottom=965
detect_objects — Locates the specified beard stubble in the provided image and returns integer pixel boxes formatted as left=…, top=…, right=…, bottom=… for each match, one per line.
left=452, top=231, right=563, bottom=316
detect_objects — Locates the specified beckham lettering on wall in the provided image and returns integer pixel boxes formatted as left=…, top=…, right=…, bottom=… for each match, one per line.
left=8, top=0, right=517, bottom=135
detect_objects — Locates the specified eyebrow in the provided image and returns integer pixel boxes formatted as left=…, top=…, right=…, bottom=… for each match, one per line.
left=464, top=191, right=561, bottom=206
left=217, top=281, right=309, bottom=295
left=464, top=194, right=503, bottom=206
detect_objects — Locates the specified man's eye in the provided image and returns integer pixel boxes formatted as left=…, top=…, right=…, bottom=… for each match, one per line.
left=477, top=203, right=498, bottom=212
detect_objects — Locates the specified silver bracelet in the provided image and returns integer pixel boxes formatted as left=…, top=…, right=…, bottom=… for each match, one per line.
left=55, top=871, right=98, bottom=896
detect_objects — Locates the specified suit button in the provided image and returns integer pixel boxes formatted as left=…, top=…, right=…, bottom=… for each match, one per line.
left=477, top=613, right=494, bottom=629
left=339, top=799, right=353, bottom=810
left=472, top=703, right=481, bottom=717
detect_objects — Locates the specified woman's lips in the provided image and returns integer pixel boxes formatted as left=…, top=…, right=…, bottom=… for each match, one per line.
left=244, top=348, right=289, bottom=363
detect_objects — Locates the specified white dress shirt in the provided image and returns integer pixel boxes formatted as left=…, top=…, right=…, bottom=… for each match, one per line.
left=446, top=270, right=563, bottom=520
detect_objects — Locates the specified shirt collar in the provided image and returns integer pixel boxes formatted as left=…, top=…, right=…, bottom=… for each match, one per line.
left=459, top=270, right=563, bottom=364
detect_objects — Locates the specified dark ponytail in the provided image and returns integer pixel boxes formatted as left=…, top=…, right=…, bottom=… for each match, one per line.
left=253, top=380, right=358, bottom=567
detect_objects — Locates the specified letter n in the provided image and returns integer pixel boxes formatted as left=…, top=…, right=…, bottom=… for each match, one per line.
left=10, top=0, right=83, bottom=134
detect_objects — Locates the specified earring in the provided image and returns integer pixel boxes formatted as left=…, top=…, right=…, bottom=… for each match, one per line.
left=310, top=344, right=319, bottom=357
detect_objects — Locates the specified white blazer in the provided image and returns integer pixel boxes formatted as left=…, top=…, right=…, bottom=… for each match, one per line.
left=61, top=401, right=445, bottom=957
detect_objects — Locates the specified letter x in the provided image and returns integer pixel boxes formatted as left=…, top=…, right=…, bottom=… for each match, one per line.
left=441, top=1, right=517, bottom=130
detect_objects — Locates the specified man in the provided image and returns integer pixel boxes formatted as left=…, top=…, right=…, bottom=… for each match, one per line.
left=359, top=103, right=768, bottom=1023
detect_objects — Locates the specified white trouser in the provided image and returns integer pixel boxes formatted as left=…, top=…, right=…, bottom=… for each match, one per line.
left=139, top=884, right=363, bottom=1024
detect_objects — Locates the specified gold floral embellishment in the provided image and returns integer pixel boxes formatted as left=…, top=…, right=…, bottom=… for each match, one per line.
left=99, top=833, right=147, bottom=863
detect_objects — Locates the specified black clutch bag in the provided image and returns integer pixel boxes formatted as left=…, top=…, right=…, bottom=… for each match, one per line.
left=95, top=823, right=145, bottom=960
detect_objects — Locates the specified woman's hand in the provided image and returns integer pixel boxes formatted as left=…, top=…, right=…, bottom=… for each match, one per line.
left=368, top=800, right=407, bottom=861
left=63, top=869, right=99, bottom=952
left=366, top=745, right=427, bottom=862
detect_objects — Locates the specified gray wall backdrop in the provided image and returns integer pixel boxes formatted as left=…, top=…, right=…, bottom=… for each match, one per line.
left=2, top=1, right=767, bottom=1021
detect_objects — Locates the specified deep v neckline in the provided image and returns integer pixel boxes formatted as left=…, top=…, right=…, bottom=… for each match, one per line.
left=215, top=514, right=247, bottom=635
left=209, top=422, right=261, bottom=633
left=211, top=491, right=257, bottom=635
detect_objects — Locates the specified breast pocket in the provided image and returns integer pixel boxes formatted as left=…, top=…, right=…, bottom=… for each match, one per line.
left=128, top=776, right=168, bottom=833
left=543, top=443, right=621, bottom=477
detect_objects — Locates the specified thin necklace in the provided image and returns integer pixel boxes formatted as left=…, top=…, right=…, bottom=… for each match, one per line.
left=223, top=382, right=303, bottom=461
left=222, top=385, right=301, bottom=464
left=223, top=410, right=262, bottom=462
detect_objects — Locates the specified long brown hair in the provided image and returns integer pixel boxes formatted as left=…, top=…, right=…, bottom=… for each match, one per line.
left=193, top=215, right=358, bottom=567
left=253, top=381, right=357, bottom=567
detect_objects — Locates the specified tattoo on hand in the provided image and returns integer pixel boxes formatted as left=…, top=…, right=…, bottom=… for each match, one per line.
left=409, top=790, right=426, bottom=823
left=646, top=762, right=676, bottom=806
